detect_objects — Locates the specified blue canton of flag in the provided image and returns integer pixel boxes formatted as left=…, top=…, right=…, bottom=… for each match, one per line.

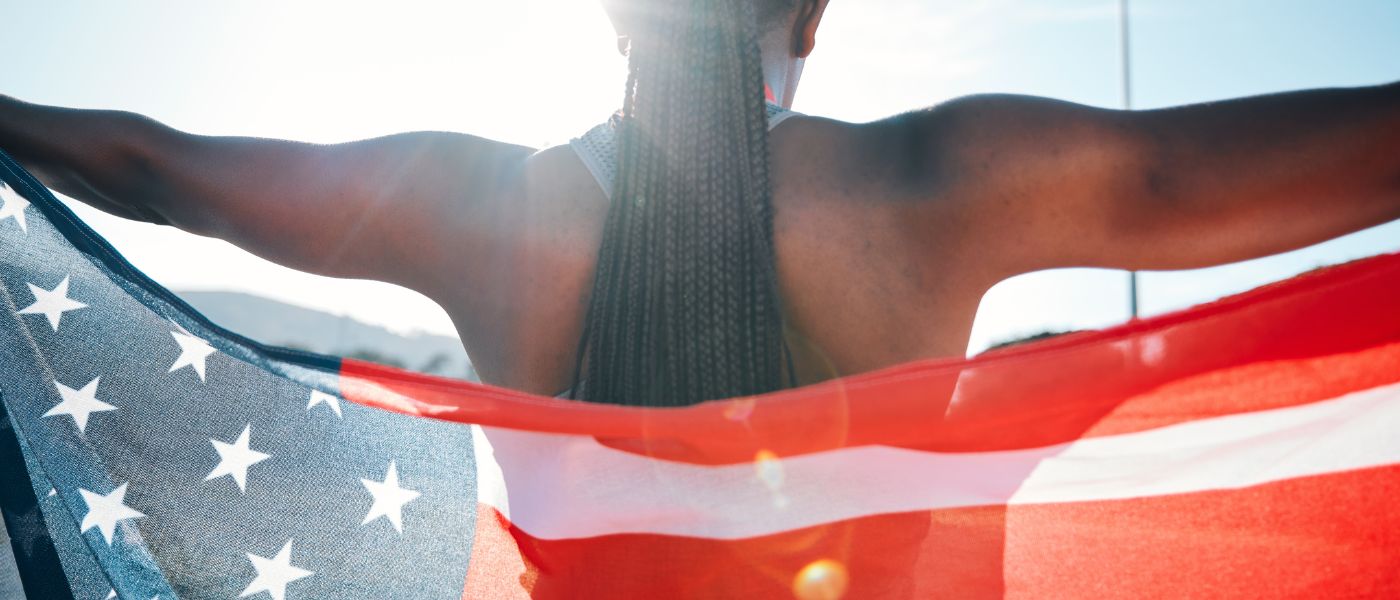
left=0, top=149, right=480, bottom=599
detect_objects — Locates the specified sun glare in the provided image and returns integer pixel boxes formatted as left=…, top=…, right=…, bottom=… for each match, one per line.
left=10, top=0, right=1399, bottom=351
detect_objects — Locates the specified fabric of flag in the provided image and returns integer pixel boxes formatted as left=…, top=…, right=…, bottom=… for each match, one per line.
left=1, top=145, right=1398, bottom=600
left=0, top=152, right=480, bottom=599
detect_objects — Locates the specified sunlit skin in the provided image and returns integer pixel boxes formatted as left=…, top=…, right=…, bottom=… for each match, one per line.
left=0, top=0, right=1397, bottom=396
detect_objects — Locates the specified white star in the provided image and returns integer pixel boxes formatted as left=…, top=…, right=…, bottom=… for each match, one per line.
left=78, top=483, right=144, bottom=545
left=0, top=182, right=29, bottom=233
left=104, top=591, right=159, bottom=600
left=240, top=539, right=313, bottom=600
left=360, top=461, right=421, bottom=533
left=206, top=424, right=271, bottom=493
left=17, top=275, right=87, bottom=331
left=168, top=329, right=216, bottom=381
left=45, top=377, right=117, bottom=434
left=306, top=390, right=342, bottom=418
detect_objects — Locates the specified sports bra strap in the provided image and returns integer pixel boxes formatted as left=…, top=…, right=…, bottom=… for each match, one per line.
left=569, top=103, right=802, bottom=199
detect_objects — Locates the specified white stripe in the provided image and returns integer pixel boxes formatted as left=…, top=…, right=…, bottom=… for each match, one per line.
left=472, top=424, right=510, bottom=522
left=475, top=381, right=1400, bottom=541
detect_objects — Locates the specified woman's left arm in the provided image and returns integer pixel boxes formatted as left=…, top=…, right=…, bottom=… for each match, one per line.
left=917, top=81, right=1400, bottom=276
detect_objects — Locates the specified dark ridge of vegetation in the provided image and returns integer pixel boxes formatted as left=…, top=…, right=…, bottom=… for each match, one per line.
left=343, top=348, right=408, bottom=370
left=983, top=330, right=1077, bottom=352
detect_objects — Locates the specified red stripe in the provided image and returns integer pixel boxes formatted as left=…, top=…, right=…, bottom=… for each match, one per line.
left=342, top=252, right=1400, bottom=465
left=462, top=465, right=1400, bottom=599
left=1074, top=341, right=1400, bottom=438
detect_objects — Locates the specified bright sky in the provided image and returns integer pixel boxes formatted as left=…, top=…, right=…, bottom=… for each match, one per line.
left=5, top=0, right=1399, bottom=355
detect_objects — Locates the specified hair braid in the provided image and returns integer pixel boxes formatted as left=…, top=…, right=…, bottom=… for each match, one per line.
left=574, top=0, right=791, bottom=406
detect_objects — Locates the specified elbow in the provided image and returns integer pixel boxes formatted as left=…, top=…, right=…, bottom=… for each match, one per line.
left=1102, top=120, right=1188, bottom=235
left=52, top=109, right=163, bottom=178
left=1387, top=170, right=1400, bottom=223
left=107, top=111, right=176, bottom=183
left=1381, top=81, right=1400, bottom=213
left=99, top=112, right=199, bottom=229
left=1390, top=134, right=1400, bottom=213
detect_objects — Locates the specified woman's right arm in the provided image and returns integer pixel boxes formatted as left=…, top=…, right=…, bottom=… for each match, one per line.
left=0, top=95, right=536, bottom=295
left=0, top=95, right=176, bottom=223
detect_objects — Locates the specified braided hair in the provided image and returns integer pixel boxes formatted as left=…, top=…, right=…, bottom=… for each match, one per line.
left=573, top=0, right=796, bottom=407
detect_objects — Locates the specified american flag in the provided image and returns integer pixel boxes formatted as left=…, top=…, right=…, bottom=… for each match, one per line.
left=0, top=154, right=478, bottom=599
left=2, top=145, right=1399, bottom=599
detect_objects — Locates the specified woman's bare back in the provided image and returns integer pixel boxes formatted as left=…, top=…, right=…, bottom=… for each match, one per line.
left=442, top=90, right=1400, bottom=395
left=452, top=114, right=988, bottom=395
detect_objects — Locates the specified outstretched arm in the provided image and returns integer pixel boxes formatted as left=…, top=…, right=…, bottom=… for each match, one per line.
left=0, top=95, right=535, bottom=295
left=880, top=82, right=1400, bottom=278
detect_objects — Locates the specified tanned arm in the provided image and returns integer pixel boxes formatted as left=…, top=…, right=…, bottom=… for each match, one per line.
left=0, top=95, right=535, bottom=297
left=875, top=82, right=1400, bottom=279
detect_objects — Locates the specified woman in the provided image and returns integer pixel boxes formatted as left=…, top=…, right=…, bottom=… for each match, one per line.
left=1, top=0, right=1397, bottom=407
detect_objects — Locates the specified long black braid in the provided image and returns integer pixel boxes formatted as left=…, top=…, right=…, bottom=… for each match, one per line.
left=573, top=0, right=795, bottom=407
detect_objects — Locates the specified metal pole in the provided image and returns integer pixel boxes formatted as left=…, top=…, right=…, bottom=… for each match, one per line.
left=1119, top=0, right=1140, bottom=319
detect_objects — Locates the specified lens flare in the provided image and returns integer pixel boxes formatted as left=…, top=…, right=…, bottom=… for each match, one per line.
left=792, top=558, right=849, bottom=600
left=755, top=449, right=784, bottom=490
left=724, top=396, right=756, bottom=422
left=754, top=448, right=789, bottom=508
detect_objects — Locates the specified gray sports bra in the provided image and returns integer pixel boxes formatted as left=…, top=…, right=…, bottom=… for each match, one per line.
left=567, top=103, right=803, bottom=198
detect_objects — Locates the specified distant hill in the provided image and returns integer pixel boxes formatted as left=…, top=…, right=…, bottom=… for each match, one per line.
left=176, top=290, right=476, bottom=381
left=983, top=329, right=1077, bottom=353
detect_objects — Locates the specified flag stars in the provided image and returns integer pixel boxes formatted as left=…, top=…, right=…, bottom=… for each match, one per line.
left=168, top=328, right=217, bottom=382
left=241, top=539, right=314, bottom=600
left=360, top=461, right=421, bottom=533
left=0, top=181, right=30, bottom=233
left=45, top=377, right=117, bottom=434
left=206, top=425, right=271, bottom=493
left=79, top=483, right=145, bottom=545
left=306, top=390, right=342, bottom=418
left=18, top=275, right=87, bottom=331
